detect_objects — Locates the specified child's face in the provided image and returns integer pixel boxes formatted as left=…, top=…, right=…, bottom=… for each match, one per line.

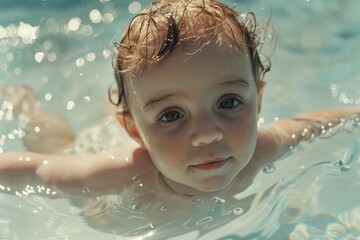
left=126, top=42, right=262, bottom=194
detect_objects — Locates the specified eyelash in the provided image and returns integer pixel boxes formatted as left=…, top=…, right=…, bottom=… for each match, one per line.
left=217, top=95, right=245, bottom=110
left=156, top=108, right=184, bottom=123
left=156, top=95, right=245, bottom=124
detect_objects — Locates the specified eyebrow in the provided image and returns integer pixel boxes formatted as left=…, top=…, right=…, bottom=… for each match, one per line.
left=144, top=93, right=176, bottom=110
left=143, top=78, right=249, bottom=110
left=219, top=78, right=250, bottom=88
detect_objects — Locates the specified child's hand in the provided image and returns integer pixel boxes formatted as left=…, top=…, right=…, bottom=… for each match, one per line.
left=21, top=112, right=76, bottom=154
left=1, top=84, right=75, bottom=154
left=0, top=84, right=41, bottom=116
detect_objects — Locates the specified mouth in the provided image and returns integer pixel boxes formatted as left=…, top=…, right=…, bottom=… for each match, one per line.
left=191, top=157, right=230, bottom=170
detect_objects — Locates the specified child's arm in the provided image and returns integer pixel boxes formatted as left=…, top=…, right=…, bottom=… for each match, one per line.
left=254, top=107, right=360, bottom=162
left=0, top=146, right=154, bottom=197
left=0, top=85, right=76, bottom=154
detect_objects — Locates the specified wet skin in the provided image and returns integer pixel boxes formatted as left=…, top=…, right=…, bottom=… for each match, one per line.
left=125, top=42, right=263, bottom=195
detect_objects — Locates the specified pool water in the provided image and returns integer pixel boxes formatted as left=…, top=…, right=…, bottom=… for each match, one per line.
left=1, top=0, right=360, bottom=239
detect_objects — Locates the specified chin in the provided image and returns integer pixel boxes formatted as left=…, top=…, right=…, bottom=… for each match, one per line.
left=196, top=175, right=234, bottom=193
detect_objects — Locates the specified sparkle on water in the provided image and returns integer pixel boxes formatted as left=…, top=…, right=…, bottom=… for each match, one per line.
left=0, top=0, right=360, bottom=239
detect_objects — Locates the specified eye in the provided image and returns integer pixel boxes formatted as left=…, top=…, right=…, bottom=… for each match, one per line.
left=158, top=109, right=183, bottom=123
left=218, top=96, right=243, bottom=110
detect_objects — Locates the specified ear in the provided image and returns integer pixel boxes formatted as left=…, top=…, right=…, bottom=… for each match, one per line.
left=257, top=81, right=266, bottom=113
left=116, top=112, right=144, bottom=146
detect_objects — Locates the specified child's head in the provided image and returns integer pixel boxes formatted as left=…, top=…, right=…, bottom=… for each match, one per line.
left=112, top=0, right=270, bottom=194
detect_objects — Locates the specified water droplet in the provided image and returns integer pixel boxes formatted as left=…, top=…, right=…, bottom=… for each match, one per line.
left=75, top=58, right=85, bottom=67
left=132, top=175, right=138, bottom=180
left=85, top=52, right=96, bottom=62
left=233, top=207, right=243, bottom=215
left=44, top=93, right=52, bottom=101
left=66, top=101, right=75, bottom=110
left=263, top=163, right=276, bottom=173
left=82, top=186, right=90, bottom=194
left=258, top=117, right=264, bottom=124
left=6, top=52, right=14, bottom=62
left=192, top=197, right=205, bottom=205
left=47, top=52, right=56, bottom=62
left=89, top=9, right=102, bottom=23
left=131, top=203, right=142, bottom=210
left=83, top=96, right=91, bottom=102
left=68, top=17, right=81, bottom=31
left=334, top=160, right=343, bottom=167
left=63, top=71, right=71, bottom=78
left=14, top=67, right=22, bottom=75
left=211, top=196, right=226, bottom=204
left=102, top=49, right=111, bottom=59
left=7, top=133, right=15, bottom=140
left=340, top=164, right=351, bottom=172
left=102, top=12, right=114, bottom=24
left=129, top=1, right=142, bottom=14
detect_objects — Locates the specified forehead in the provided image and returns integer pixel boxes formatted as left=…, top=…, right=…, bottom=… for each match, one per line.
left=125, top=42, right=254, bottom=106
left=138, top=41, right=251, bottom=82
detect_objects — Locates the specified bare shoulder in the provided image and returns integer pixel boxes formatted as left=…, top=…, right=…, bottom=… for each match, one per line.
left=251, top=127, right=282, bottom=166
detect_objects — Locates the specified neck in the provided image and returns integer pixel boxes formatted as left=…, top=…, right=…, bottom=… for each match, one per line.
left=160, top=174, right=219, bottom=197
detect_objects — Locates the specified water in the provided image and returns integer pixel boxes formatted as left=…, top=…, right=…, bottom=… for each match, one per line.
left=1, top=0, right=360, bottom=239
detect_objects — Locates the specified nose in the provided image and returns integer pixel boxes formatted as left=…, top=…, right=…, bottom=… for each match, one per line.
left=190, top=117, right=224, bottom=147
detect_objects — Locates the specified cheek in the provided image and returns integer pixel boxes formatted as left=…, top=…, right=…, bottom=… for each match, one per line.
left=141, top=129, right=186, bottom=167
left=226, top=104, right=258, bottom=152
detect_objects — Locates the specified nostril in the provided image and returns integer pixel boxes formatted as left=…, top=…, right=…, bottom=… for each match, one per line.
left=191, top=129, right=223, bottom=147
left=212, top=133, right=223, bottom=144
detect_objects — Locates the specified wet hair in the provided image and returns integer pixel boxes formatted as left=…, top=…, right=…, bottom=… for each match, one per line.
left=110, top=0, right=271, bottom=113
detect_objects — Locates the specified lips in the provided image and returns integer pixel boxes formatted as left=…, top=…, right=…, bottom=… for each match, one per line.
left=192, top=157, right=229, bottom=170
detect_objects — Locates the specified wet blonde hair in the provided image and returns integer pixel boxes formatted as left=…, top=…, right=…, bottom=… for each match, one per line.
left=111, top=0, right=270, bottom=111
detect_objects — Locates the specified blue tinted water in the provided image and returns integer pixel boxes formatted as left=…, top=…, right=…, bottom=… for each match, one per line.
left=0, top=0, right=360, bottom=239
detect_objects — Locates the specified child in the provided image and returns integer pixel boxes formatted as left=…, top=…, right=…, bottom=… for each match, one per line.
left=0, top=0, right=359, bottom=232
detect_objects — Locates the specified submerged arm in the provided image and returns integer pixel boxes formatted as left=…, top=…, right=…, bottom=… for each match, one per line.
left=0, top=146, right=153, bottom=197
left=254, top=107, right=360, bottom=162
